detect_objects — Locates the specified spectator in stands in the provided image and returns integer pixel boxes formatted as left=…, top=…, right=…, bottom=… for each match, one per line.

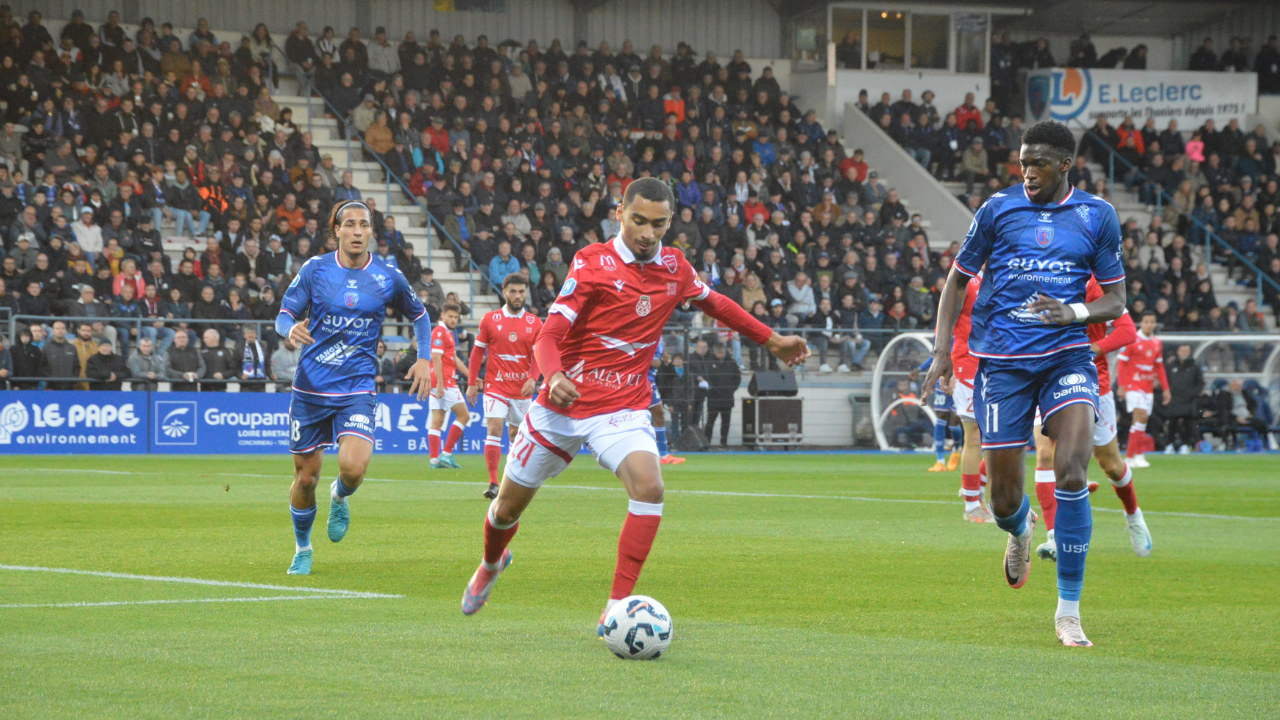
left=10, top=329, right=46, bottom=388
left=85, top=340, right=130, bottom=390
left=42, top=320, right=80, bottom=390
left=235, top=325, right=269, bottom=391
left=703, top=343, right=740, bottom=447
left=272, top=335, right=302, bottom=386
left=959, top=137, right=990, bottom=195
left=127, top=337, right=166, bottom=390
left=488, top=240, right=520, bottom=294
left=1189, top=38, right=1218, bottom=71
left=1213, top=378, right=1268, bottom=448
left=1163, top=344, right=1205, bottom=453
left=200, top=328, right=234, bottom=391
left=165, top=329, right=205, bottom=392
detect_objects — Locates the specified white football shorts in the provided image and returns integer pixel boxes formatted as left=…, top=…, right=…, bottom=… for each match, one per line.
left=1033, top=391, right=1116, bottom=447
left=483, top=393, right=531, bottom=426
left=504, top=402, right=658, bottom=489
left=1125, top=389, right=1154, bottom=415
left=429, top=387, right=465, bottom=412
left=952, top=380, right=975, bottom=420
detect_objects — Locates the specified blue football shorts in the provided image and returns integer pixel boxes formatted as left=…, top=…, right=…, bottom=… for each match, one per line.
left=973, top=349, right=1098, bottom=451
left=289, top=392, right=377, bottom=454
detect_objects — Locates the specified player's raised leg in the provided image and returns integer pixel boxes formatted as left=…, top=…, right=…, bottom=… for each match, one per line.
left=483, top=413, right=505, bottom=498
left=1045, top=402, right=1096, bottom=647
left=289, top=448, right=323, bottom=575
left=987, top=446, right=1037, bottom=589
left=440, top=398, right=469, bottom=468
left=462, top=475, right=534, bottom=615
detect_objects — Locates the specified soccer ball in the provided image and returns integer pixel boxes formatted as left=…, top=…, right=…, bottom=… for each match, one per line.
left=601, top=595, right=673, bottom=660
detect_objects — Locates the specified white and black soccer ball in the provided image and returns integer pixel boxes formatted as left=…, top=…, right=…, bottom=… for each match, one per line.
left=601, top=595, right=673, bottom=660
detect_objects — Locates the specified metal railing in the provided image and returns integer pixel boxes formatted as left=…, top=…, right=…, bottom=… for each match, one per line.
left=266, top=44, right=483, bottom=316
left=1077, top=124, right=1280, bottom=311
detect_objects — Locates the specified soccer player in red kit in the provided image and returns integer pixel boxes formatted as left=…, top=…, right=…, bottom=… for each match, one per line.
left=951, top=270, right=992, bottom=523
left=1115, top=311, right=1168, bottom=468
left=467, top=274, right=543, bottom=499
left=428, top=303, right=471, bottom=469
left=459, top=178, right=810, bottom=631
left=1033, top=278, right=1152, bottom=559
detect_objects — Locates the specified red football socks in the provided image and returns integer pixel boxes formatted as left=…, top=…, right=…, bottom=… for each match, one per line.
left=960, top=473, right=982, bottom=502
left=1112, top=465, right=1139, bottom=514
left=1036, top=478, right=1058, bottom=531
left=610, top=503, right=663, bottom=601
left=484, top=439, right=501, bottom=484
left=444, top=421, right=465, bottom=453
left=428, top=428, right=441, bottom=459
left=483, top=514, right=519, bottom=566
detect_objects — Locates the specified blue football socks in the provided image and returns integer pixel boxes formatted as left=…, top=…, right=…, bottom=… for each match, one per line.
left=333, top=477, right=357, bottom=501
left=950, top=423, right=964, bottom=448
left=933, top=419, right=948, bottom=462
left=291, top=505, right=317, bottom=550
left=1054, top=487, right=1093, bottom=610
left=994, top=494, right=1031, bottom=537
left=655, top=427, right=669, bottom=456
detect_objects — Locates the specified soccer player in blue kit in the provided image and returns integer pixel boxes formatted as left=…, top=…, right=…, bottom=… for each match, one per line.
left=276, top=200, right=434, bottom=575
left=924, top=121, right=1126, bottom=647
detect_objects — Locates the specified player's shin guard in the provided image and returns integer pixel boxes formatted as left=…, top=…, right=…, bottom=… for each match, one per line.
left=655, top=426, right=669, bottom=456
left=1054, top=487, right=1091, bottom=617
left=484, top=437, right=502, bottom=484
left=933, top=418, right=948, bottom=462
left=1035, top=469, right=1057, bottom=531
left=483, top=501, right=519, bottom=569
left=428, top=428, right=442, bottom=459
left=994, top=494, right=1031, bottom=537
left=1110, top=464, right=1139, bottom=515
left=610, top=500, right=663, bottom=600
left=291, top=505, right=316, bottom=550
left=444, top=420, right=465, bottom=453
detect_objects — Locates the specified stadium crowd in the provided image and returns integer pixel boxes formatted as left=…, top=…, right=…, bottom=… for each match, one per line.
left=0, top=7, right=1273, bottom=449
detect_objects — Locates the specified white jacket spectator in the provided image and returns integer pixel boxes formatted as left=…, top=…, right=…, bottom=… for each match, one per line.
left=72, top=211, right=104, bottom=253
left=271, top=340, right=302, bottom=384
left=786, top=273, right=817, bottom=321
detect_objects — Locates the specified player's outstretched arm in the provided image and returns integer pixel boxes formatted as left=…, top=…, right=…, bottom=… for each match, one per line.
left=922, top=267, right=968, bottom=394
left=1028, top=280, right=1125, bottom=325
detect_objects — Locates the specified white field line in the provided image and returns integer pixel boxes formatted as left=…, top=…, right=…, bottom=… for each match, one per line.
left=0, top=595, right=365, bottom=609
left=0, top=564, right=402, bottom=598
left=10, top=468, right=1280, bottom=522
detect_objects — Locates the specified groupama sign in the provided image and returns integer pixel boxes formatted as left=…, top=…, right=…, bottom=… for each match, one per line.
left=1026, top=68, right=1256, bottom=128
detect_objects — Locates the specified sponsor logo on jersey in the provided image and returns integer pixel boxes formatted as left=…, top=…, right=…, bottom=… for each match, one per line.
left=613, top=279, right=625, bottom=291
left=372, top=273, right=388, bottom=288
left=1037, top=211, right=1053, bottom=223
left=1009, top=293, right=1048, bottom=323
left=348, top=414, right=370, bottom=424
left=1006, top=258, right=1076, bottom=274
left=345, top=291, right=359, bottom=308
left=635, top=295, right=651, bottom=316
left=565, top=359, right=586, bottom=379
left=667, top=282, right=678, bottom=296
left=661, top=254, right=678, bottom=273
left=1075, top=205, right=1090, bottom=222
left=584, top=367, right=647, bottom=389
left=596, top=334, right=658, bottom=356
left=1061, top=373, right=1087, bottom=386
left=347, top=279, right=358, bottom=288
left=559, top=278, right=577, bottom=296
left=1035, top=227, right=1054, bottom=247
left=321, top=315, right=375, bottom=331
left=316, top=343, right=358, bottom=366
left=601, top=255, right=618, bottom=271
left=574, top=258, right=585, bottom=269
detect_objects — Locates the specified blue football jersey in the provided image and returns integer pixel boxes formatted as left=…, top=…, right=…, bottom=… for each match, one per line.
left=276, top=252, right=431, bottom=396
left=649, top=337, right=665, bottom=383
left=954, top=185, right=1123, bottom=360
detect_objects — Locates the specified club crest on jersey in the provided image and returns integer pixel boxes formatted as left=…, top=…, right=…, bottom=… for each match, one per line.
left=667, top=282, right=678, bottom=296
left=508, top=332, right=517, bottom=342
left=661, top=254, right=678, bottom=273
left=526, top=315, right=535, bottom=324
left=613, top=279, right=625, bottom=291
left=344, top=291, right=359, bottom=308
left=1035, top=227, right=1054, bottom=247
left=635, top=295, right=651, bottom=316
left=600, top=255, right=618, bottom=271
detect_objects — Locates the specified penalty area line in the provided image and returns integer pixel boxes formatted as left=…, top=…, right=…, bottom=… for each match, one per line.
left=0, top=595, right=386, bottom=609
left=0, top=565, right=403, bottom=598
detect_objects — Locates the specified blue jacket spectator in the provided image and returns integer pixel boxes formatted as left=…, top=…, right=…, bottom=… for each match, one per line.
left=488, top=241, right=521, bottom=292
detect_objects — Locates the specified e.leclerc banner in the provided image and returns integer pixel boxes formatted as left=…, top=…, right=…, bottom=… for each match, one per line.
left=1026, top=68, right=1257, bottom=128
left=0, top=391, right=502, bottom=455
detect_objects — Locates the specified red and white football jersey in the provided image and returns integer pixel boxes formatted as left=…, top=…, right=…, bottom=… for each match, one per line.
left=1083, top=277, right=1135, bottom=390
left=543, top=235, right=710, bottom=418
left=1117, top=332, right=1166, bottom=393
left=950, top=271, right=981, bottom=386
left=475, top=306, right=542, bottom=398
left=429, top=322, right=458, bottom=389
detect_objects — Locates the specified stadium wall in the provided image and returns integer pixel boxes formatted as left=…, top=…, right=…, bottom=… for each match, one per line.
left=1178, top=4, right=1280, bottom=70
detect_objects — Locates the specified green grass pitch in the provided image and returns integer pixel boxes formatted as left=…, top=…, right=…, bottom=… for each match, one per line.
left=1, top=452, right=1277, bottom=718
